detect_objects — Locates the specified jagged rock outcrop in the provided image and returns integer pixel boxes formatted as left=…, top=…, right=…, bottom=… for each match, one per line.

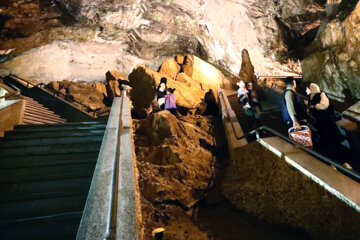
left=133, top=110, right=215, bottom=215
left=238, top=49, right=257, bottom=84
left=46, top=80, right=107, bottom=111
left=105, top=70, right=127, bottom=100
left=129, top=55, right=228, bottom=117
left=302, top=0, right=360, bottom=100
left=0, top=0, right=328, bottom=83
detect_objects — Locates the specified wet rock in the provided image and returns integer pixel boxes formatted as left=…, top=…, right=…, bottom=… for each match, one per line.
left=159, top=57, right=181, bottom=80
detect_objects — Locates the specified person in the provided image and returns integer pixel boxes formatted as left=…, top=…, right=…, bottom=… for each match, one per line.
left=236, top=81, right=250, bottom=109
left=157, top=78, right=168, bottom=110
left=307, top=83, right=351, bottom=169
left=246, top=82, right=262, bottom=113
left=204, top=89, right=218, bottom=116
left=281, top=77, right=307, bottom=129
left=118, top=79, right=132, bottom=96
left=165, top=88, right=177, bottom=115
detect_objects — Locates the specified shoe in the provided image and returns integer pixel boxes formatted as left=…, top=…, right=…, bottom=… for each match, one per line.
left=243, top=103, right=251, bottom=109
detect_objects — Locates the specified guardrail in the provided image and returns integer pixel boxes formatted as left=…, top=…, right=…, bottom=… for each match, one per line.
left=77, top=93, right=137, bottom=240
left=218, top=88, right=360, bottom=183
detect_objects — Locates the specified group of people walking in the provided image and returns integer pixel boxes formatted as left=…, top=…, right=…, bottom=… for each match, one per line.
left=236, top=76, right=351, bottom=169
left=282, top=77, right=350, bottom=168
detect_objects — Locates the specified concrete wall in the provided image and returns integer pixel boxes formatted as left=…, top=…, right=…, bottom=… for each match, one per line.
left=0, top=99, right=25, bottom=137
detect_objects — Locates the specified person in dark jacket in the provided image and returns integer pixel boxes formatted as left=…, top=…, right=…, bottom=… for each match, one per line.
left=157, top=78, right=168, bottom=110
left=307, top=83, right=352, bottom=169
left=281, top=77, right=307, bottom=128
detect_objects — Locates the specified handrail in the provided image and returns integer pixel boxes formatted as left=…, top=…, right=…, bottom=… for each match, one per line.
left=218, top=89, right=244, bottom=140
left=0, top=90, right=20, bottom=100
left=8, top=74, right=105, bottom=115
left=218, top=88, right=360, bottom=183
left=250, top=126, right=360, bottom=183
left=106, top=91, right=124, bottom=240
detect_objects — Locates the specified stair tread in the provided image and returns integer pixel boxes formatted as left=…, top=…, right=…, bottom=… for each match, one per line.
left=0, top=152, right=99, bottom=169
left=0, top=177, right=92, bottom=202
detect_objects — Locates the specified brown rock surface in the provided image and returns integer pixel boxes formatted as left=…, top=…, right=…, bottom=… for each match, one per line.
left=105, top=70, right=127, bottom=100
left=134, top=111, right=215, bottom=208
left=183, top=55, right=231, bottom=91
left=133, top=110, right=215, bottom=240
left=222, top=142, right=360, bottom=240
left=302, top=1, right=360, bottom=99
left=159, top=58, right=181, bottom=80
left=129, top=57, right=228, bottom=117
left=238, top=49, right=257, bottom=84
left=46, top=80, right=106, bottom=111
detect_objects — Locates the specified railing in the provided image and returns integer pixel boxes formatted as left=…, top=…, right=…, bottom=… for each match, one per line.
left=8, top=74, right=106, bottom=116
left=0, top=90, right=20, bottom=100
left=218, top=89, right=360, bottom=183
left=77, top=92, right=137, bottom=240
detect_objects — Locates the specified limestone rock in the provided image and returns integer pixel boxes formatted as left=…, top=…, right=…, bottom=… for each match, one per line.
left=92, top=82, right=107, bottom=97
left=105, top=70, right=127, bottom=100
left=128, top=66, right=163, bottom=118
left=159, top=57, right=181, bottom=80
left=46, top=80, right=106, bottom=111
left=182, top=55, right=231, bottom=91
left=133, top=111, right=215, bottom=208
left=175, top=55, right=185, bottom=65
left=302, top=1, right=360, bottom=99
left=238, top=49, right=257, bottom=84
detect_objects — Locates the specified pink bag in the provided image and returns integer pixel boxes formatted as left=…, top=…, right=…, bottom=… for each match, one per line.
left=165, top=94, right=176, bottom=110
left=288, top=125, right=313, bottom=147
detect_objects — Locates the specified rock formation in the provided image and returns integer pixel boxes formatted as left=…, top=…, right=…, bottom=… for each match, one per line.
left=133, top=110, right=215, bottom=240
left=46, top=80, right=108, bottom=112
left=0, top=0, right=327, bottom=84
left=238, top=49, right=257, bottom=84
left=302, top=0, right=360, bottom=100
left=105, top=70, right=127, bottom=100
left=129, top=55, right=228, bottom=117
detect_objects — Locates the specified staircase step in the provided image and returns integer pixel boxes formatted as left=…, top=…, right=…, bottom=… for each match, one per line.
left=23, top=116, right=65, bottom=125
left=14, top=122, right=105, bottom=130
left=0, top=142, right=102, bottom=158
left=23, top=114, right=65, bottom=123
left=0, top=195, right=87, bottom=221
left=23, top=119, right=49, bottom=125
left=24, top=110, right=63, bottom=120
left=0, top=162, right=96, bottom=183
left=0, top=211, right=81, bottom=240
left=0, top=177, right=92, bottom=202
left=0, top=152, right=99, bottom=169
left=0, top=135, right=103, bottom=148
left=12, top=125, right=106, bottom=133
left=4, top=129, right=105, bottom=140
